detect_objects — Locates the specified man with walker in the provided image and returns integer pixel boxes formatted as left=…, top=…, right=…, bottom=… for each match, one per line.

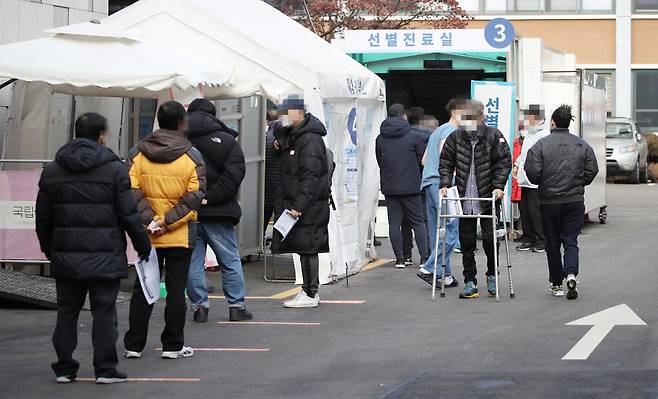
left=439, top=101, right=512, bottom=299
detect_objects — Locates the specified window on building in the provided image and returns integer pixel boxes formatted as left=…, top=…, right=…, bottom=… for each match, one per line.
left=515, top=0, right=542, bottom=12
left=635, top=0, right=658, bottom=12
left=483, top=0, right=542, bottom=12
left=547, top=0, right=578, bottom=11
left=484, top=0, right=508, bottom=12
left=634, top=70, right=658, bottom=133
left=458, top=0, right=481, bottom=12
left=581, top=0, right=613, bottom=11
left=474, top=0, right=612, bottom=14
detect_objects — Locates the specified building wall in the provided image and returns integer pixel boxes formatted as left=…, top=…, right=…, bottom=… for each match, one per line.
left=632, top=19, right=658, bottom=64
left=468, top=19, right=617, bottom=65
left=455, top=0, right=658, bottom=129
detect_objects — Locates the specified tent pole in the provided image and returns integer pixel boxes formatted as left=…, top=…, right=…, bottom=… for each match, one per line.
left=0, top=79, right=16, bottom=90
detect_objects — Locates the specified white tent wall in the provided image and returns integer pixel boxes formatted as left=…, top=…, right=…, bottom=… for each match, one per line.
left=4, top=81, right=51, bottom=162
left=0, top=0, right=386, bottom=281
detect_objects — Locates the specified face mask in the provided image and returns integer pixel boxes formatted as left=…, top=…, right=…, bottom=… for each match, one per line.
left=461, top=120, right=478, bottom=132
left=279, top=114, right=292, bottom=127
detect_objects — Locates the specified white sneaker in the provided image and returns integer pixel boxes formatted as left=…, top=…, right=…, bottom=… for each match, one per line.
left=161, top=346, right=194, bottom=359
left=549, top=284, right=565, bottom=297
left=56, top=376, right=75, bottom=383
left=282, top=290, right=304, bottom=306
left=124, top=350, right=142, bottom=359
left=283, top=291, right=320, bottom=308
left=394, top=261, right=406, bottom=269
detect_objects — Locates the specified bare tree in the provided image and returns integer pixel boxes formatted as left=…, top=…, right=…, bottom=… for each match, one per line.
left=270, top=0, right=471, bottom=41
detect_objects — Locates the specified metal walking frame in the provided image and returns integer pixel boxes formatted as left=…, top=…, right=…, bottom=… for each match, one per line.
left=431, top=192, right=515, bottom=302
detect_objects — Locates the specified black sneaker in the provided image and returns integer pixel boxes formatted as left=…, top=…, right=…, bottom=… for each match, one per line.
left=96, top=371, right=128, bottom=384
left=229, top=307, right=254, bottom=321
left=566, top=274, right=578, bottom=300
left=193, top=307, right=209, bottom=323
left=532, top=243, right=546, bottom=253
left=404, top=257, right=413, bottom=267
left=516, top=242, right=534, bottom=252
left=416, top=271, right=435, bottom=286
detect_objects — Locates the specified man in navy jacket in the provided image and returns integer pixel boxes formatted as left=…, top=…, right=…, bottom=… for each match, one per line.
left=376, top=104, right=429, bottom=268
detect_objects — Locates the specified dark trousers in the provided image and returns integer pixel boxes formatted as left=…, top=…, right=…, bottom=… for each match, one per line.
left=519, top=187, right=544, bottom=244
left=401, top=192, right=429, bottom=259
left=385, top=194, right=429, bottom=262
left=300, top=254, right=320, bottom=298
left=540, top=202, right=585, bottom=285
left=52, top=278, right=121, bottom=378
left=401, top=217, right=413, bottom=260
left=124, top=247, right=192, bottom=352
left=459, top=209, right=499, bottom=285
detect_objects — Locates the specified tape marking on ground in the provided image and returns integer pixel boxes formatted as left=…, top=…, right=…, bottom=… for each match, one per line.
left=77, top=378, right=200, bottom=382
left=217, top=321, right=320, bottom=326
left=155, top=347, right=269, bottom=352
left=362, top=258, right=393, bottom=271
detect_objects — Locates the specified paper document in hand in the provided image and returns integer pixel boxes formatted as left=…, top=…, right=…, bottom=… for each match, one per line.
left=273, top=210, right=299, bottom=240
left=446, top=186, right=463, bottom=219
left=135, top=247, right=160, bottom=305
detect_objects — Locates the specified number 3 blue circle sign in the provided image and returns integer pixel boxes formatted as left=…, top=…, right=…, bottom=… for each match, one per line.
left=485, top=18, right=515, bottom=49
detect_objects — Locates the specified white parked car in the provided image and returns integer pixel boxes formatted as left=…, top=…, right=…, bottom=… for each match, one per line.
left=606, top=118, right=648, bottom=184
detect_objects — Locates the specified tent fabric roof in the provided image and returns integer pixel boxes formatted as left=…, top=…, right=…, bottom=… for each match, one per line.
left=0, top=32, right=233, bottom=95
left=0, top=0, right=384, bottom=102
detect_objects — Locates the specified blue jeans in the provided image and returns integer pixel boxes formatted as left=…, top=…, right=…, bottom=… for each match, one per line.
left=422, top=183, right=459, bottom=277
left=187, top=221, right=246, bottom=310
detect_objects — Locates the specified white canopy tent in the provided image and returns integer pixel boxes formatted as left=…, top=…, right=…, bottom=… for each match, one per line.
left=0, top=0, right=386, bottom=281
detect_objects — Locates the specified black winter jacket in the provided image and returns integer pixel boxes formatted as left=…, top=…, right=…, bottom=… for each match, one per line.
left=271, top=113, right=330, bottom=255
left=35, top=139, right=150, bottom=280
left=439, top=125, right=512, bottom=211
left=376, top=117, right=425, bottom=196
left=265, top=121, right=282, bottom=211
left=187, top=111, right=245, bottom=225
left=524, top=128, right=599, bottom=205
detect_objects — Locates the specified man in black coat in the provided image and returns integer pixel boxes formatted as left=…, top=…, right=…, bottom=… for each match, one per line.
left=439, top=100, right=511, bottom=299
left=525, top=104, right=598, bottom=300
left=36, top=113, right=150, bottom=384
left=184, top=99, right=253, bottom=322
left=270, top=97, right=330, bottom=309
left=400, top=106, right=431, bottom=265
left=376, top=103, right=429, bottom=268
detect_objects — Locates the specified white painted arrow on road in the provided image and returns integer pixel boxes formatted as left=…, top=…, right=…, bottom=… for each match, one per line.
left=563, top=304, right=646, bottom=360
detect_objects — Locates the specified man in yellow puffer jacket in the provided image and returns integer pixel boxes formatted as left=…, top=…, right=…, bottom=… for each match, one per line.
left=123, top=101, right=206, bottom=360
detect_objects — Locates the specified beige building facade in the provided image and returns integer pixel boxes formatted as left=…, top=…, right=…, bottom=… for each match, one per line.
left=452, top=0, right=658, bottom=132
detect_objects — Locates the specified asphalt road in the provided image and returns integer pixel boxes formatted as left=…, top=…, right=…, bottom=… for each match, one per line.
left=1, top=183, right=657, bottom=399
